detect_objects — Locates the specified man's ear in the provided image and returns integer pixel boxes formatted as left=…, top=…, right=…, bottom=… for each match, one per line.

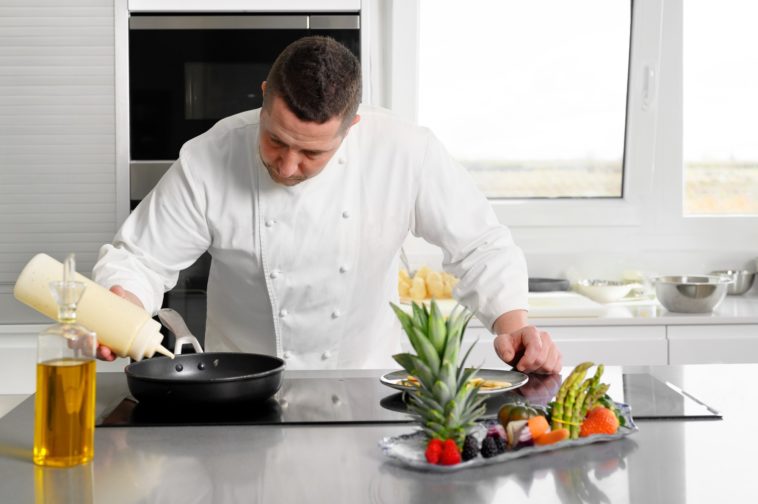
left=261, top=81, right=267, bottom=97
left=343, top=114, right=361, bottom=136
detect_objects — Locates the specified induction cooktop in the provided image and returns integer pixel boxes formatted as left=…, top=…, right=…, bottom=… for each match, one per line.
left=97, top=371, right=720, bottom=427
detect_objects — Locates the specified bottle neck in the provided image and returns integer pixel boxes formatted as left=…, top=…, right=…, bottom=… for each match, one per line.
left=57, top=305, right=77, bottom=324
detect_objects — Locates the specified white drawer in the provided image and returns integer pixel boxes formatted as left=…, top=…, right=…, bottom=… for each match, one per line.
left=668, top=324, right=758, bottom=364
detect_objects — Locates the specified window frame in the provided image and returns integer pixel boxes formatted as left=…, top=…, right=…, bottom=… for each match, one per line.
left=392, top=0, right=660, bottom=227
left=381, top=0, right=758, bottom=274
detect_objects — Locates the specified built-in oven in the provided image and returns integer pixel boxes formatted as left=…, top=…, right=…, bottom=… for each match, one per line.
left=127, top=13, right=361, bottom=344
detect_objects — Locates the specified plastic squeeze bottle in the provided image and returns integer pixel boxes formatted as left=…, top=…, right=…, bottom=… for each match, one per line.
left=33, top=254, right=97, bottom=467
left=14, top=253, right=173, bottom=361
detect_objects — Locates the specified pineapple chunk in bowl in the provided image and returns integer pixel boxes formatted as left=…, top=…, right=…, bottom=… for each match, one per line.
left=398, top=266, right=459, bottom=302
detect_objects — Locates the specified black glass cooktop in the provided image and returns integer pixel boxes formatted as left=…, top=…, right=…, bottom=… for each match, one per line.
left=97, top=371, right=720, bottom=427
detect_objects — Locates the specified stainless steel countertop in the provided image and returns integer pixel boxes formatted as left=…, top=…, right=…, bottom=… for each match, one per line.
left=0, top=365, right=754, bottom=502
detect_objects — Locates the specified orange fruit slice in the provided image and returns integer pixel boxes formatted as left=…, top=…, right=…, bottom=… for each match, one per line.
left=534, top=428, right=569, bottom=445
left=527, top=415, right=550, bottom=440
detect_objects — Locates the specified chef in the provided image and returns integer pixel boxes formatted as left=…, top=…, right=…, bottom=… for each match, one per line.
left=93, top=36, right=561, bottom=374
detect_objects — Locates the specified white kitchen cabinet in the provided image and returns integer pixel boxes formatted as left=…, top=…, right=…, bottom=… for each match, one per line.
left=0, top=334, right=36, bottom=396
left=0, top=326, right=129, bottom=395
left=545, top=325, right=668, bottom=366
left=667, top=324, right=758, bottom=365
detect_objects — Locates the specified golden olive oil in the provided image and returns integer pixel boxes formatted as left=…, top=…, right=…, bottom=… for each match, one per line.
left=33, top=358, right=96, bottom=467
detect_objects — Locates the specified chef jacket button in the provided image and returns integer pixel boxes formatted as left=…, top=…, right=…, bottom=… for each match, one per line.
left=270, top=269, right=280, bottom=279
left=341, top=210, right=350, bottom=219
left=279, top=308, right=288, bottom=318
left=331, top=394, right=341, bottom=405
left=331, top=310, right=341, bottom=319
left=321, top=350, right=332, bottom=360
left=265, top=219, right=275, bottom=227
left=283, top=351, right=291, bottom=360
left=339, top=265, right=349, bottom=274
left=338, top=158, right=345, bottom=165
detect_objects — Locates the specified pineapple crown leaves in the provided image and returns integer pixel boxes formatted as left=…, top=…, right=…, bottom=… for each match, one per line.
left=389, top=299, right=485, bottom=442
left=389, top=300, right=475, bottom=382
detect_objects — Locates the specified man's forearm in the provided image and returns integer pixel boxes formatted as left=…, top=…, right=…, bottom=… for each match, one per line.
left=493, top=309, right=529, bottom=334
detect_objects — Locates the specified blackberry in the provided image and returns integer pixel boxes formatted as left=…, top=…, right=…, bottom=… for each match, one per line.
left=492, top=435, right=506, bottom=454
left=480, top=436, right=499, bottom=458
left=461, top=435, right=479, bottom=461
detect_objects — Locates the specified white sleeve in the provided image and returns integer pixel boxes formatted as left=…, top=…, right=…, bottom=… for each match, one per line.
left=92, top=158, right=212, bottom=315
left=411, top=130, right=529, bottom=332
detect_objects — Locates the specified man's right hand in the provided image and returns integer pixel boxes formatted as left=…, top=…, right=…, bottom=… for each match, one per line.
left=96, top=285, right=144, bottom=361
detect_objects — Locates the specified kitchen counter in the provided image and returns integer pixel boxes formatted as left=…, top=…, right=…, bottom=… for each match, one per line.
left=479, top=292, right=758, bottom=328
left=0, top=365, right=754, bottom=502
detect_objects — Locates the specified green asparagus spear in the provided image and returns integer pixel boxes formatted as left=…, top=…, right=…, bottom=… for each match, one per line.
left=563, top=372, right=591, bottom=435
left=568, top=378, right=593, bottom=439
left=578, top=383, right=611, bottom=423
left=551, top=362, right=593, bottom=430
left=569, top=364, right=607, bottom=438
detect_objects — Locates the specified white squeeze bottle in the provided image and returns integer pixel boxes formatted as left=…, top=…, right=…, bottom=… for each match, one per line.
left=14, top=253, right=174, bottom=361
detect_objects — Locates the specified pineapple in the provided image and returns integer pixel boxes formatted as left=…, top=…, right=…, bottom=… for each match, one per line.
left=390, top=300, right=487, bottom=446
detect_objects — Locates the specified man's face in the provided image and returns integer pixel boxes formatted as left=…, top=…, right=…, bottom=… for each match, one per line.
left=258, top=93, right=358, bottom=186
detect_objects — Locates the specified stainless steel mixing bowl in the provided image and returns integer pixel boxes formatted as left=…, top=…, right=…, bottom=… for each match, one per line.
left=709, top=270, right=756, bottom=295
left=652, top=275, right=731, bottom=313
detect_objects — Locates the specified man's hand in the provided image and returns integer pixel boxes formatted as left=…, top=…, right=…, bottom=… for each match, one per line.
left=493, top=326, right=562, bottom=374
left=95, top=285, right=144, bottom=362
left=491, top=310, right=561, bottom=374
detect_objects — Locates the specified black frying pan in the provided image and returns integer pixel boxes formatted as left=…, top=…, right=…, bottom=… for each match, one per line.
left=124, top=309, right=285, bottom=405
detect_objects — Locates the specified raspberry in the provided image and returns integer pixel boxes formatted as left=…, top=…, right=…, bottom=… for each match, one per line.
left=425, top=438, right=443, bottom=464
left=461, top=435, right=479, bottom=461
left=428, top=438, right=443, bottom=451
left=487, top=424, right=506, bottom=439
left=439, top=440, right=461, bottom=465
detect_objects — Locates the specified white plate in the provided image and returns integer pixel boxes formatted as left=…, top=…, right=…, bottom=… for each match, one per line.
left=380, top=369, right=529, bottom=396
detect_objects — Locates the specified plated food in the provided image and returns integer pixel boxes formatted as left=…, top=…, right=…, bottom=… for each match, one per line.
left=382, top=299, right=636, bottom=471
left=381, top=361, right=637, bottom=471
left=380, top=369, right=528, bottom=396
left=379, top=401, right=637, bottom=472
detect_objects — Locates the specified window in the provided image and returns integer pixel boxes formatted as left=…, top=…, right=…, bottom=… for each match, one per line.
left=417, top=0, right=632, bottom=199
left=683, top=0, right=758, bottom=216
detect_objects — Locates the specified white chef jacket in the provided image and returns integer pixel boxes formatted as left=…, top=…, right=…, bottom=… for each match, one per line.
left=93, top=105, right=528, bottom=369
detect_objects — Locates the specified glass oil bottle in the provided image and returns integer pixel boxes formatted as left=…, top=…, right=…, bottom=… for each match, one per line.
left=33, top=254, right=97, bottom=467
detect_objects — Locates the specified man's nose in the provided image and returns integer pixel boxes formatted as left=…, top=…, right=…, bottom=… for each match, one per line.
left=278, top=149, right=300, bottom=177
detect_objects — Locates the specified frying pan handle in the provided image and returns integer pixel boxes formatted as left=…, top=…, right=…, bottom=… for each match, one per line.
left=157, top=308, right=204, bottom=355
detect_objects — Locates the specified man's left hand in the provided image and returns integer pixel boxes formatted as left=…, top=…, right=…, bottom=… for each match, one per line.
left=493, top=326, right=562, bottom=374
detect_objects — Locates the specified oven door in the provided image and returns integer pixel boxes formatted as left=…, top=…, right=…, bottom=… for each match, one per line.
left=129, top=13, right=361, bottom=161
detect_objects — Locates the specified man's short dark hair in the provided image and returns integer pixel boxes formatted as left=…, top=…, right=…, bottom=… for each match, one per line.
left=263, top=36, right=361, bottom=130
